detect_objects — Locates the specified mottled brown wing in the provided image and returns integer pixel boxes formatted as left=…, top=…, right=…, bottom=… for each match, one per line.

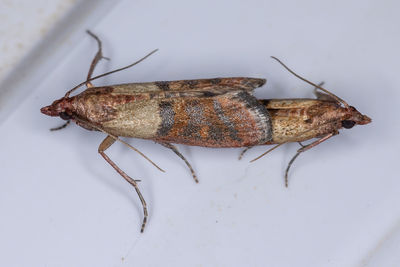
left=99, top=77, right=266, bottom=97
left=72, top=78, right=268, bottom=143
left=153, top=91, right=272, bottom=147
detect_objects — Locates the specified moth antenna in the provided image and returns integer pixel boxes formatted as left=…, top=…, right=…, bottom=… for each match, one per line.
left=74, top=117, right=165, bottom=172
left=270, top=56, right=349, bottom=108
left=65, top=49, right=158, bottom=97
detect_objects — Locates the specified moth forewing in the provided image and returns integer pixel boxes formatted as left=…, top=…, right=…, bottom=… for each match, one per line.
left=263, top=99, right=342, bottom=143
left=152, top=91, right=272, bottom=147
left=99, top=77, right=265, bottom=95
left=69, top=78, right=271, bottom=144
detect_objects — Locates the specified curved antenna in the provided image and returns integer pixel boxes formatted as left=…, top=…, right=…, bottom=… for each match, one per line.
left=65, top=49, right=158, bottom=97
left=271, top=56, right=349, bottom=108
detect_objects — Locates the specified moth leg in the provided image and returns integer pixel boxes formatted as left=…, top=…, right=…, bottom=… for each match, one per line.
left=297, top=142, right=305, bottom=148
left=250, top=143, right=285, bottom=162
left=86, top=30, right=110, bottom=88
left=50, top=120, right=70, bottom=131
left=159, top=142, right=198, bottom=183
left=238, top=146, right=253, bottom=160
left=285, top=132, right=335, bottom=188
left=98, top=135, right=148, bottom=233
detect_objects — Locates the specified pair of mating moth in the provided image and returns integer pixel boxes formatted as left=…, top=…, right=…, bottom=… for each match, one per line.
left=41, top=32, right=371, bottom=232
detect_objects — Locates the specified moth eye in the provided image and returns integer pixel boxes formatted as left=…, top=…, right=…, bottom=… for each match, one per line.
left=342, top=120, right=356, bottom=129
left=60, top=112, right=72, bottom=120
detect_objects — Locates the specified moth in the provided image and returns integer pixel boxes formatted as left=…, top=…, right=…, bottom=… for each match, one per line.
left=41, top=31, right=371, bottom=232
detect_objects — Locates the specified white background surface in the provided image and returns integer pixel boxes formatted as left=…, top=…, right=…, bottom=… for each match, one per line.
left=0, top=0, right=77, bottom=82
left=1, top=0, right=399, bottom=266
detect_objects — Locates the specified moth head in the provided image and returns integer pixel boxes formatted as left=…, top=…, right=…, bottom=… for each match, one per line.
left=341, top=106, right=371, bottom=129
left=40, top=97, right=73, bottom=120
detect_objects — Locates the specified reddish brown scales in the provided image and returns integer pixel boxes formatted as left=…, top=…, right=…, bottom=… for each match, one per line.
left=41, top=77, right=271, bottom=145
left=154, top=91, right=271, bottom=147
left=155, top=77, right=265, bottom=92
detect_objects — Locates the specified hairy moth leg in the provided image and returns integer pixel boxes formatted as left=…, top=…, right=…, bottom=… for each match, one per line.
left=85, top=30, right=109, bottom=88
left=98, top=135, right=148, bottom=233
left=50, top=120, right=71, bottom=131
left=238, top=146, right=253, bottom=160
left=160, top=142, right=198, bottom=183
left=285, top=132, right=336, bottom=187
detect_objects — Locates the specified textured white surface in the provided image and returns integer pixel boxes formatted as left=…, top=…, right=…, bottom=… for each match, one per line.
left=0, top=0, right=118, bottom=124
left=0, top=0, right=78, bottom=82
left=1, top=0, right=399, bottom=266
